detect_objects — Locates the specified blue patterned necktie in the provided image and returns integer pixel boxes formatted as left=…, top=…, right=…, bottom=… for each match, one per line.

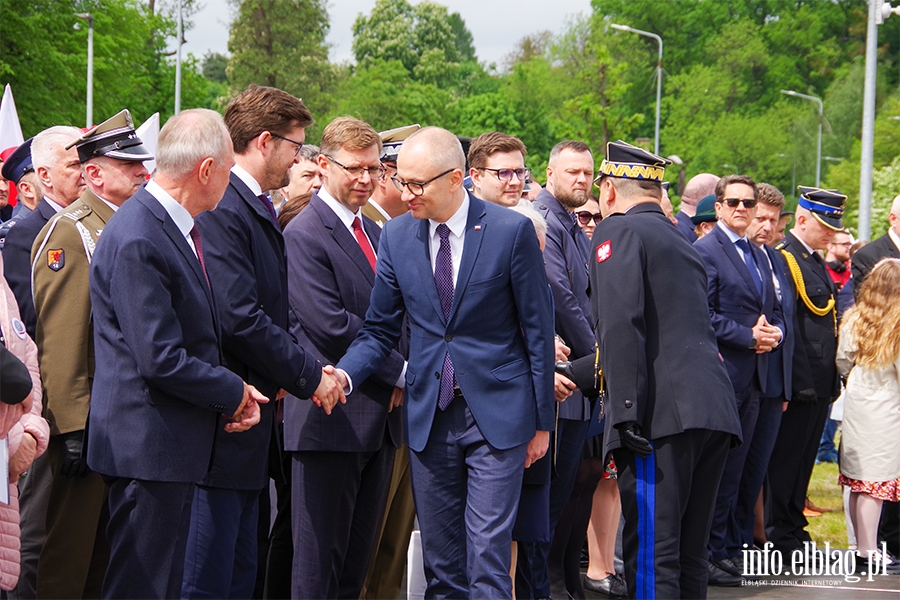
left=435, top=224, right=456, bottom=410
left=736, top=238, right=763, bottom=297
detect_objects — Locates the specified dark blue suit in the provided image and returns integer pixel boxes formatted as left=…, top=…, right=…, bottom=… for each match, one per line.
left=88, top=187, right=245, bottom=599
left=675, top=209, right=698, bottom=243
left=181, top=172, right=323, bottom=598
left=2, top=198, right=57, bottom=338
left=530, top=189, right=593, bottom=597
left=283, top=194, right=404, bottom=599
left=337, top=194, right=555, bottom=597
left=694, top=224, right=784, bottom=561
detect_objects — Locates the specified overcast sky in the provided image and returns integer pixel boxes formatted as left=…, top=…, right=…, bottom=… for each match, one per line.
left=181, top=0, right=591, bottom=67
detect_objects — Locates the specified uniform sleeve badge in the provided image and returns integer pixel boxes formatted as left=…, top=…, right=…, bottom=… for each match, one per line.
left=596, top=240, right=612, bottom=263
left=47, top=249, right=65, bottom=271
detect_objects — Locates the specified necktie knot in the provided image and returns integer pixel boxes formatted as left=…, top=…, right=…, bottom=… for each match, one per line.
left=437, top=223, right=451, bottom=241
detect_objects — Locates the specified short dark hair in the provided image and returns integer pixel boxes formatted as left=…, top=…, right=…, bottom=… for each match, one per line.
left=715, top=174, right=757, bottom=203
left=756, top=182, right=785, bottom=211
left=225, top=85, right=314, bottom=154
left=467, top=132, right=527, bottom=170
left=549, top=140, right=591, bottom=166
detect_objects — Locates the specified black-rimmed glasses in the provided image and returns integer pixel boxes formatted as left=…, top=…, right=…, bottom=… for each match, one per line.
left=270, top=133, right=304, bottom=156
left=576, top=211, right=602, bottom=225
left=325, top=155, right=384, bottom=179
left=480, top=167, right=530, bottom=182
left=391, top=169, right=455, bottom=196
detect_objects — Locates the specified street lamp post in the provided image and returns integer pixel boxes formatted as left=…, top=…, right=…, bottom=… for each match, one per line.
left=75, top=13, right=93, bottom=128
left=611, top=24, right=662, bottom=156
left=781, top=89, right=822, bottom=188
left=175, top=0, right=182, bottom=114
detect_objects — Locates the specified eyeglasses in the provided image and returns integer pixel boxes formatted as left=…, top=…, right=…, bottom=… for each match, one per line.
left=722, top=198, right=758, bottom=209
left=391, top=169, right=455, bottom=196
left=325, top=155, right=385, bottom=179
left=270, top=133, right=304, bottom=156
left=480, top=167, right=531, bottom=182
left=576, top=211, right=602, bottom=225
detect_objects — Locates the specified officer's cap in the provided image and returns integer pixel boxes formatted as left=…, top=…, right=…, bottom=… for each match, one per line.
left=797, top=186, right=845, bottom=230
left=691, top=194, right=718, bottom=225
left=596, top=140, right=670, bottom=184
left=66, top=109, right=153, bottom=163
left=380, top=124, right=420, bottom=163
left=1, top=138, right=34, bottom=184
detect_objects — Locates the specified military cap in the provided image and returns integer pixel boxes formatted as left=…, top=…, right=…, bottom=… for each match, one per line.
left=797, top=185, right=845, bottom=230
left=690, top=194, right=718, bottom=225
left=379, top=124, right=420, bottom=163
left=66, top=109, right=153, bottom=163
left=596, top=140, right=671, bottom=183
left=1, top=138, right=34, bottom=184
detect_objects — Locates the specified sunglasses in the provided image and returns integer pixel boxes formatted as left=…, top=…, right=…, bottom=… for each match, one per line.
left=576, top=211, right=602, bottom=225
left=722, top=198, right=758, bottom=209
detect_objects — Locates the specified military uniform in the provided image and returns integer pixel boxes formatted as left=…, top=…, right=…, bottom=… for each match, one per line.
left=766, top=188, right=842, bottom=553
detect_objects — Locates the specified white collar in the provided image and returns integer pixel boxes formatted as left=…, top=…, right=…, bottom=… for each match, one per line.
left=318, top=185, right=359, bottom=229
left=717, top=220, right=749, bottom=245
left=429, top=193, right=469, bottom=239
left=231, top=164, right=263, bottom=197
left=367, top=199, right=391, bottom=221
left=788, top=229, right=816, bottom=255
left=145, top=179, right=194, bottom=237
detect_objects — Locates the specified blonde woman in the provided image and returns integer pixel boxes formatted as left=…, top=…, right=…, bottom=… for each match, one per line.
left=837, top=258, right=900, bottom=573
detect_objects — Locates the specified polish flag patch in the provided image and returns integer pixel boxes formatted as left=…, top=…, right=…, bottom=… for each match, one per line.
left=596, top=240, right=612, bottom=263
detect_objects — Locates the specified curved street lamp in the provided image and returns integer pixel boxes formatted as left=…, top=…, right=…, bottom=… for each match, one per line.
left=781, top=89, right=823, bottom=189
left=610, top=24, right=662, bottom=157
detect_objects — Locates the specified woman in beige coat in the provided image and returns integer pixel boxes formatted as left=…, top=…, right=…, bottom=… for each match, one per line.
left=837, top=258, right=900, bottom=573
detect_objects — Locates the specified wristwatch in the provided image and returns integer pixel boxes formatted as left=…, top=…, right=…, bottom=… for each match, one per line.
left=749, top=336, right=758, bottom=350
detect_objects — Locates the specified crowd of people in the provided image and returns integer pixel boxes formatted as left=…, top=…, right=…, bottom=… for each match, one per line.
left=0, top=83, right=899, bottom=600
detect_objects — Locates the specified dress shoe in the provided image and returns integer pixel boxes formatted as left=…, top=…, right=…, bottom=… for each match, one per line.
left=713, top=557, right=742, bottom=577
left=805, top=496, right=834, bottom=513
left=802, top=507, right=823, bottom=518
left=707, top=561, right=742, bottom=587
left=583, top=573, right=627, bottom=598
left=855, top=552, right=900, bottom=575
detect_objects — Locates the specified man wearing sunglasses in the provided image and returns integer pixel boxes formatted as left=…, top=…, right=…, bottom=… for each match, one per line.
left=467, top=131, right=529, bottom=207
left=184, top=85, right=345, bottom=598
left=283, top=117, right=407, bottom=600
left=522, top=140, right=597, bottom=599
left=693, top=174, right=785, bottom=586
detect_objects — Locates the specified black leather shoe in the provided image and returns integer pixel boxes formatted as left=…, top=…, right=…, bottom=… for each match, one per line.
left=724, top=556, right=762, bottom=580
left=583, top=574, right=627, bottom=598
left=714, top=557, right=742, bottom=577
left=855, top=553, right=900, bottom=575
left=707, top=561, right=742, bottom=587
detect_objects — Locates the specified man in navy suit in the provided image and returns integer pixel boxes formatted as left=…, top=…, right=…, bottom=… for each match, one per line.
left=283, top=117, right=406, bottom=599
left=674, top=172, right=719, bottom=243
left=182, top=86, right=344, bottom=599
left=87, top=109, right=267, bottom=599
left=336, top=126, right=555, bottom=598
left=851, top=194, right=900, bottom=294
left=693, top=175, right=784, bottom=585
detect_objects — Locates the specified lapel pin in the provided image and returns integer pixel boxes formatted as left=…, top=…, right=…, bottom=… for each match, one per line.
left=474, top=225, right=482, bottom=231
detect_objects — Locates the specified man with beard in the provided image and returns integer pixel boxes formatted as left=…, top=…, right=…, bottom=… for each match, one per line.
left=30, top=110, right=152, bottom=599
left=183, top=85, right=344, bottom=598
left=522, top=140, right=597, bottom=599
left=824, top=229, right=853, bottom=290
left=468, top=131, right=529, bottom=207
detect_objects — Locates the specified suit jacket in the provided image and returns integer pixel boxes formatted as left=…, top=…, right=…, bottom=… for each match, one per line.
left=194, top=173, right=323, bottom=489
left=337, top=194, right=556, bottom=453
left=534, top=189, right=592, bottom=420
left=851, top=231, right=900, bottom=297
left=283, top=194, right=404, bottom=453
left=31, top=190, right=114, bottom=435
left=762, top=245, right=795, bottom=400
left=2, top=199, right=58, bottom=338
left=87, top=187, right=244, bottom=482
left=694, top=225, right=784, bottom=394
left=589, top=202, right=741, bottom=456
left=675, top=209, right=698, bottom=243
left=774, top=232, right=840, bottom=400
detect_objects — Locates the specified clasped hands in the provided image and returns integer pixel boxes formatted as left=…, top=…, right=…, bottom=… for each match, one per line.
left=751, top=315, right=782, bottom=353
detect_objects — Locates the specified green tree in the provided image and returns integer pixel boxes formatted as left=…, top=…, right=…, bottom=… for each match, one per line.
left=202, top=52, right=229, bottom=84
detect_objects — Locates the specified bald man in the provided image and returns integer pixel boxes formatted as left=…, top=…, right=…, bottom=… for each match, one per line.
left=675, top=173, right=719, bottom=242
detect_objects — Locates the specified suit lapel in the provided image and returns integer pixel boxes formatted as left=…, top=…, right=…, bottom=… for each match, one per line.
left=416, top=218, right=446, bottom=324
left=716, top=226, right=762, bottom=304
left=449, top=196, right=486, bottom=322
left=311, top=195, right=375, bottom=285
left=231, top=173, right=285, bottom=254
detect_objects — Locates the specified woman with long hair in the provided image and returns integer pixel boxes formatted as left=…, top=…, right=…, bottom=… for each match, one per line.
left=837, top=258, right=900, bottom=573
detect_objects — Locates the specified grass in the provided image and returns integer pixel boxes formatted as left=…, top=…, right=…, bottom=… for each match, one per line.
left=806, top=460, right=848, bottom=548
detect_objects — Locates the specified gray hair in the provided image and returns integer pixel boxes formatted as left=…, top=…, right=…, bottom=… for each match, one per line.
left=31, top=126, right=82, bottom=171
left=510, top=201, right=547, bottom=241
left=298, top=143, right=320, bottom=163
left=156, top=109, right=232, bottom=179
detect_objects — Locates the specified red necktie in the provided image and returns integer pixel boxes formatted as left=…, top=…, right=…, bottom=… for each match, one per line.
left=189, top=224, right=210, bottom=287
left=352, top=217, right=377, bottom=271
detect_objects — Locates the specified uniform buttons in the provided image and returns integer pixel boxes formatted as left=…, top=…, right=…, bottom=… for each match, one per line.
left=624, top=400, right=633, bottom=408
left=444, top=334, right=453, bottom=342
left=299, top=378, right=306, bottom=387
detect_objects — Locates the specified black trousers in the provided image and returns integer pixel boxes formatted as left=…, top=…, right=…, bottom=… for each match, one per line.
left=616, top=429, right=731, bottom=600
left=766, top=396, right=831, bottom=552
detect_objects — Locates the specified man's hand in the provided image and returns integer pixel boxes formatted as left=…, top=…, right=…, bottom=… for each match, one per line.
left=555, top=337, right=571, bottom=361
left=554, top=372, right=577, bottom=402
left=525, top=430, right=550, bottom=468
left=9, top=432, right=37, bottom=483
left=226, top=383, right=269, bottom=433
left=58, top=430, right=89, bottom=478
left=314, top=366, right=347, bottom=415
left=616, top=422, right=653, bottom=457
left=751, top=315, right=781, bottom=353
left=388, top=386, right=404, bottom=413
left=794, top=388, right=818, bottom=404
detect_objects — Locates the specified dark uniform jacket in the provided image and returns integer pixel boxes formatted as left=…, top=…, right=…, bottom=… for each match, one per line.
left=589, top=202, right=741, bottom=456
left=774, top=232, right=840, bottom=400
left=195, top=172, right=323, bottom=490
left=850, top=231, right=900, bottom=297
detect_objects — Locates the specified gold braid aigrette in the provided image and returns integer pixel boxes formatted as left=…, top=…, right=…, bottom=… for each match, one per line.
left=780, top=249, right=837, bottom=335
